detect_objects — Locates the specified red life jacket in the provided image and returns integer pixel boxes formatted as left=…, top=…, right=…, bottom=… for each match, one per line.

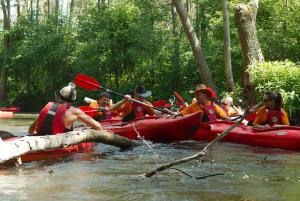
left=133, top=102, right=146, bottom=118
left=266, top=109, right=282, bottom=126
left=36, top=102, right=71, bottom=135
left=103, top=107, right=112, bottom=120
left=123, top=102, right=148, bottom=122
left=202, top=102, right=217, bottom=122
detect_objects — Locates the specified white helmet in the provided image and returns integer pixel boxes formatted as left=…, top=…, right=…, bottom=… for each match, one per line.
left=59, top=82, right=77, bottom=102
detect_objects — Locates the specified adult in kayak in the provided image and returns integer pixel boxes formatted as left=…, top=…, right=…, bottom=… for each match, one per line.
left=112, top=85, right=156, bottom=122
left=221, top=96, right=242, bottom=117
left=253, top=91, right=289, bottom=129
left=180, top=84, right=231, bottom=122
left=89, top=92, right=115, bottom=121
left=28, top=82, right=102, bottom=135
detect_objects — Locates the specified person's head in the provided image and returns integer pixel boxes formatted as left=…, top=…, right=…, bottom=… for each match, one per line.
left=221, top=96, right=233, bottom=106
left=189, top=84, right=216, bottom=105
left=98, top=92, right=111, bottom=106
left=263, top=91, right=282, bottom=110
left=134, top=85, right=152, bottom=101
left=59, top=82, right=76, bottom=103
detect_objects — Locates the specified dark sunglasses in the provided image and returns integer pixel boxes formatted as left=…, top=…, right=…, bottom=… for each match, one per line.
left=263, top=99, right=270, bottom=102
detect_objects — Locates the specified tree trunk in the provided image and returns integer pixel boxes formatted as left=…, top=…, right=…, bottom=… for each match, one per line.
left=0, top=129, right=139, bottom=164
left=0, top=0, right=10, bottom=104
left=222, top=0, right=234, bottom=91
left=16, top=0, right=21, bottom=17
left=47, top=0, right=50, bottom=19
left=36, top=0, right=40, bottom=22
left=30, top=0, right=33, bottom=20
left=69, top=0, right=74, bottom=24
left=172, top=0, right=217, bottom=92
left=171, top=2, right=181, bottom=88
left=24, top=0, right=29, bottom=15
left=234, top=0, right=264, bottom=106
left=6, top=0, right=9, bottom=26
left=195, top=1, right=201, bottom=41
left=55, top=0, right=59, bottom=23
left=97, top=0, right=100, bottom=11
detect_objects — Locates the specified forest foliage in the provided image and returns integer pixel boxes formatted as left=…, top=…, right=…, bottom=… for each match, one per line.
left=0, top=0, right=299, bottom=122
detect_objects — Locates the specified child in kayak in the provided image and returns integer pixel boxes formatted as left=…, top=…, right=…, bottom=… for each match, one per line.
left=221, top=96, right=242, bottom=117
left=253, top=91, right=289, bottom=129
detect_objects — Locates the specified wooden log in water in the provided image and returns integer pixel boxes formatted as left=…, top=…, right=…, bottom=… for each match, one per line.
left=0, top=129, right=139, bottom=164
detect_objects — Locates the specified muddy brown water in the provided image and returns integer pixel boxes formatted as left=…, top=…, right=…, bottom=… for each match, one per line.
left=1, top=117, right=300, bottom=201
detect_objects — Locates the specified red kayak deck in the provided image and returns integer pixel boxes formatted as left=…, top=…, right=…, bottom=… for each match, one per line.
left=103, top=112, right=202, bottom=143
left=4, top=137, right=93, bottom=163
left=194, top=121, right=300, bottom=150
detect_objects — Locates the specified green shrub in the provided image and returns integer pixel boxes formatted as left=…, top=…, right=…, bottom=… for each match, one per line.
left=248, top=60, right=300, bottom=122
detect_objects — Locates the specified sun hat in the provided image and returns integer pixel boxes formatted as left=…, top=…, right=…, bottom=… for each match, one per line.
left=135, top=85, right=152, bottom=98
left=189, top=84, right=217, bottom=99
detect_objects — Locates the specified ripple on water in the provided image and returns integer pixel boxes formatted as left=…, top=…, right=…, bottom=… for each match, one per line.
left=1, top=120, right=300, bottom=200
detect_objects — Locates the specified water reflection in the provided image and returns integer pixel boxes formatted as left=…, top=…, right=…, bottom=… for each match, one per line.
left=1, top=118, right=300, bottom=200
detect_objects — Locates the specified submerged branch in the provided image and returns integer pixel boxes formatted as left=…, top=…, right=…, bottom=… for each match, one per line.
left=145, top=102, right=262, bottom=177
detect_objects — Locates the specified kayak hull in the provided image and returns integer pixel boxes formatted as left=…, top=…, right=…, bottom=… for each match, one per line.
left=194, top=121, right=300, bottom=150
left=103, top=112, right=202, bottom=143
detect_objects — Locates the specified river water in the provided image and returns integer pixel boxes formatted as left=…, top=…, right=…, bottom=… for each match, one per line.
left=1, top=118, right=300, bottom=201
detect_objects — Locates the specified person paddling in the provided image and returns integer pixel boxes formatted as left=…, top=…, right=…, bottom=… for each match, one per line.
left=253, top=91, right=289, bottom=129
left=112, top=85, right=156, bottom=122
left=89, top=92, right=115, bottom=121
left=180, top=84, right=231, bottom=122
left=28, top=82, right=102, bottom=135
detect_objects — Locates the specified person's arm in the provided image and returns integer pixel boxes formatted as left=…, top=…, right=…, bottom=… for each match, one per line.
left=215, top=104, right=231, bottom=121
left=281, top=110, right=290, bottom=126
left=111, top=95, right=131, bottom=110
left=65, top=107, right=102, bottom=130
left=143, top=101, right=160, bottom=116
left=28, top=118, right=38, bottom=135
left=180, top=105, right=193, bottom=115
left=253, top=107, right=270, bottom=129
left=233, top=105, right=242, bottom=115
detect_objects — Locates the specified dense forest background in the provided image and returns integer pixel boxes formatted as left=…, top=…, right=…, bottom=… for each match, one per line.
left=0, top=0, right=299, bottom=122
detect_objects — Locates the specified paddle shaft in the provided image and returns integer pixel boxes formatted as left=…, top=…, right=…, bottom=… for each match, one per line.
left=74, top=74, right=171, bottom=115
left=101, top=86, right=171, bottom=115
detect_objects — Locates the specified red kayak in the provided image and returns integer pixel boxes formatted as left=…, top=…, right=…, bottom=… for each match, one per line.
left=0, top=111, right=13, bottom=118
left=103, top=112, right=202, bottom=143
left=194, top=121, right=300, bottom=150
left=4, top=137, right=93, bottom=163
left=0, top=107, right=20, bottom=112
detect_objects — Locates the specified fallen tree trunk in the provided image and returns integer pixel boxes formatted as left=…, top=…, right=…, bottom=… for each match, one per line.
left=0, top=129, right=139, bottom=164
